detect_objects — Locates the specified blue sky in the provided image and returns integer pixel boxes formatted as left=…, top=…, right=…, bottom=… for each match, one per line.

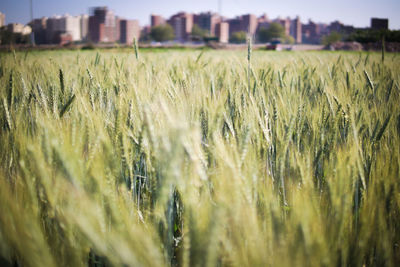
left=1, top=0, right=399, bottom=29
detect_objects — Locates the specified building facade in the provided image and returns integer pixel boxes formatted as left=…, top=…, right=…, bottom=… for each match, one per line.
left=29, top=17, right=48, bottom=44
left=168, top=12, right=193, bottom=42
left=215, top=22, right=229, bottom=43
left=89, top=7, right=117, bottom=43
left=371, top=18, right=388, bottom=30
left=0, top=12, right=5, bottom=27
left=46, top=16, right=63, bottom=43
left=151, top=14, right=165, bottom=27
left=45, top=15, right=81, bottom=44
left=275, top=17, right=291, bottom=36
left=302, top=20, right=320, bottom=44
left=227, top=14, right=258, bottom=37
left=194, top=12, right=221, bottom=36
left=228, top=17, right=242, bottom=36
left=80, top=15, right=89, bottom=41
left=64, top=15, right=81, bottom=41
left=242, top=14, right=258, bottom=36
left=290, top=16, right=302, bottom=43
left=7, top=23, right=24, bottom=33
left=120, top=19, right=140, bottom=44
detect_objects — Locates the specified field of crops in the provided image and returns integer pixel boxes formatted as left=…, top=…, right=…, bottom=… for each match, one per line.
left=0, top=48, right=399, bottom=266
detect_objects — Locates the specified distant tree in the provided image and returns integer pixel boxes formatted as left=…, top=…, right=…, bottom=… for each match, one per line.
left=257, top=23, right=285, bottom=43
left=191, top=24, right=208, bottom=40
left=266, top=23, right=286, bottom=40
left=322, top=31, right=342, bottom=45
left=230, top=31, right=247, bottom=44
left=346, top=29, right=400, bottom=43
left=150, top=24, right=175, bottom=42
left=257, top=27, right=269, bottom=43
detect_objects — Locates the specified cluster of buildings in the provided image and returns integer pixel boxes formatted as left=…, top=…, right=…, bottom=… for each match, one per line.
left=30, top=15, right=86, bottom=45
left=148, top=12, right=230, bottom=43
left=147, top=12, right=304, bottom=43
left=0, top=11, right=32, bottom=38
left=151, top=12, right=362, bottom=44
left=0, top=8, right=391, bottom=45
left=0, top=8, right=140, bottom=45
left=150, top=12, right=389, bottom=44
left=299, top=17, right=389, bottom=44
left=27, top=7, right=140, bottom=45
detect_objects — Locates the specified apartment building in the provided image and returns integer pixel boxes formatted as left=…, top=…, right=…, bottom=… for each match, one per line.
left=120, top=19, right=140, bottom=44
left=168, top=12, right=193, bottom=42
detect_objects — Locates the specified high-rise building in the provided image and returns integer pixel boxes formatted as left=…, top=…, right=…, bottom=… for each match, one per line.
left=151, top=14, right=165, bottom=27
left=168, top=12, right=193, bottom=42
left=80, top=15, right=89, bottom=41
left=258, top=14, right=270, bottom=24
left=89, top=6, right=117, bottom=43
left=29, top=17, right=48, bottom=44
left=46, top=15, right=81, bottom=43
left=256, top=14, right=270, bottom=34
left=115, top=17, right=121, bottom=42
left=275, top=17, right=291, bottom=36
left=0, top=12, right=5, bottom=27
left=120, top=19, right=140, bottom=44
left=228, top=17, right=242, bottom=36
left=46, top=16, right=63, bottom=43
left=227, top=14, right=257, bottom=37
left=302, top=20, right=320, bottom=44
left=63, top=15, right=81, bottom=41
left=215, top=22, right=229, bottom=43
left=290, top=16, right=302, bottom=43
left=194, top=12, right=221, bottom=36
left=371, top=18, right=388, bottom=30
left=242, top=14, right=258, bottom=36
left=327, top=20, right=355, bottom=35
left=329, top=21, right=343, bottom=33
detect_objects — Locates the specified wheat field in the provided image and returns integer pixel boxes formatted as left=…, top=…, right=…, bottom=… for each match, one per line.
left=0, top=49, right=399, bottom=266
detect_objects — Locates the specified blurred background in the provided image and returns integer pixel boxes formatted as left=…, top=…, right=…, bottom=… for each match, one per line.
left=0, top=0, right=399, bottom=50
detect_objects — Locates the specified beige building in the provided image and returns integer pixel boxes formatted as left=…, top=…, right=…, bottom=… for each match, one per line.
left=7, top=23, right=24, bottom=33
left=80, top=14, right=89, bottom=41
left=215, top=22, right=229, bottom=43
left=63, top=15, right=81, bottom=41
left=7, top=23, right=31, bottom=35
left=22, top=25, right=32, bottom=35
left=47, top=15, right=81, bottom=43
left=0, top=12, right=5, bottom=27
left=290, top=16, right=302, bottom=43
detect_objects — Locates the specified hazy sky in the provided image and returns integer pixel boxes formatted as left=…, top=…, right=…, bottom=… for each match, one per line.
left=1, top=0, right=399, bottom=29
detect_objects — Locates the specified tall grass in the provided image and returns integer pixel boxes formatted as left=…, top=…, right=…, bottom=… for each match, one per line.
left=0, top=49, right=399, bottom=266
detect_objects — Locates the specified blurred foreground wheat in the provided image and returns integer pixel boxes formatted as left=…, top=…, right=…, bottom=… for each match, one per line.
left=0, top=49, right=399, bottom=266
